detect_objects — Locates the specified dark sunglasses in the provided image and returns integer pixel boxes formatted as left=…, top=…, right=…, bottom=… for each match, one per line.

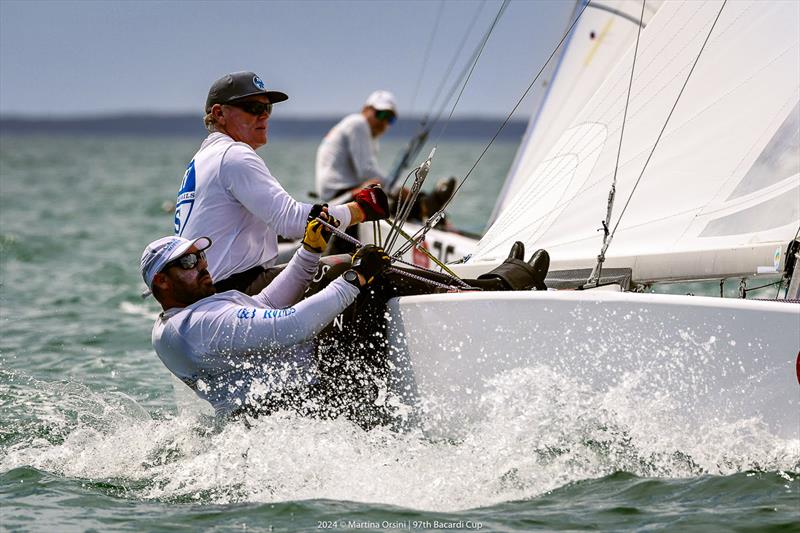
left=375, top=110, right=396, bottom=125
left=163, top=250, right=206, bottom=272
left=227, top=100, right=273, bottom=116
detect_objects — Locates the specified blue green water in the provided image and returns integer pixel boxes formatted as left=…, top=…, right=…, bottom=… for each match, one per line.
left=1, top=135, right=798, bottom=531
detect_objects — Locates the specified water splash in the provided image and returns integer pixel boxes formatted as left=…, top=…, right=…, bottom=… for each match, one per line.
left=1, top=366, right=797, bottom=512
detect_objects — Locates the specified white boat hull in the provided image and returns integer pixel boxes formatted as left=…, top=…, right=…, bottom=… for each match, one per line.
left=386, top=291, right=800, bottom=440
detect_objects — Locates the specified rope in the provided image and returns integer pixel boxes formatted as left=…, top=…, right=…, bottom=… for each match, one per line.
left=387, top=267, right=466, bottom=291
left=382, top=220, right=464, bottom=280
left=383, top=150, right=435, bottom=252
left=314, top=217, right=467, bottom=290
left=392, top=256, right=472, bottom=289
left=587, top=0, right=646, bottom=287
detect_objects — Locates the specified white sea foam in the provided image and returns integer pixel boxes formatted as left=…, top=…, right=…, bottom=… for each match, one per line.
left=2, top=365, right=798, bottom=512
left=118, top=301, right=159, bottom=320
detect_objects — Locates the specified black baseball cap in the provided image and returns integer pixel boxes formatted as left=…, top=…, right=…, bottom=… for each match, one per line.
left=205, top=71, right=289, bottom=113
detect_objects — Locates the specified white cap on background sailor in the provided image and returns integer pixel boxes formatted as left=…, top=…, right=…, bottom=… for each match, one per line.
left=364, top=90, right=397, bottom=114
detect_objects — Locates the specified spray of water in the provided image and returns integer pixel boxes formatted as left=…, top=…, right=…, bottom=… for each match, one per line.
left=1, top=364, right=797, bottom=511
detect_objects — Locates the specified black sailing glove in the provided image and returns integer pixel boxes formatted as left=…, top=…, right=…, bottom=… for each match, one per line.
left=308, top=203, right=328, bottom=222
left=351, top=244, right=391, bottom=284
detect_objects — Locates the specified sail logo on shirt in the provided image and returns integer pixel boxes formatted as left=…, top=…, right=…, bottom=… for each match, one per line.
left=175, top=160, right=196, bottom=236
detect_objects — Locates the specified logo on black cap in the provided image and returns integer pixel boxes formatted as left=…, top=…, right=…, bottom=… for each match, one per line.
left=253, top=76, right=265, bottom=90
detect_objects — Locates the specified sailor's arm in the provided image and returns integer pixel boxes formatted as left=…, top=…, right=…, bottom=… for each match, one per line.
left=221, top=278, right=359, bottom=353
left=211, top=245, right=389, bottom=354
left=252, top=246, right=319, bottom=309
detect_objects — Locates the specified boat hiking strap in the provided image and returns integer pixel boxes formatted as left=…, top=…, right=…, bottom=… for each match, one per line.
left=314, top=217, right=469, bottom=291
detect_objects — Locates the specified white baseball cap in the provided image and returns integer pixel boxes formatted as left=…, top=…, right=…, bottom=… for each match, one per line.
left=140, top=235, right=212, bottom=289
left=364, top=90, right=397, bottom=114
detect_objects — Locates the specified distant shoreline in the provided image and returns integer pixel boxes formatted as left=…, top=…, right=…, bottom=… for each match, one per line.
left=0, top=114, right=527, bottom=140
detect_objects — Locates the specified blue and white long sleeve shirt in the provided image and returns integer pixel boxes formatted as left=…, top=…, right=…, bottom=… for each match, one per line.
left=151, top=247, right=359, bottom=416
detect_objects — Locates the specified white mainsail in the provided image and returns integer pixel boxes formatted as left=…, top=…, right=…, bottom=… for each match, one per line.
left=490, top=0, right=664, bottom=225
left=476, top=0, right=800, bottom=282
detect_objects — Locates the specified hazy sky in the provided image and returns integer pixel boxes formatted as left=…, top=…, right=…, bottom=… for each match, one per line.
left=0, top=0, right=575, bottom=118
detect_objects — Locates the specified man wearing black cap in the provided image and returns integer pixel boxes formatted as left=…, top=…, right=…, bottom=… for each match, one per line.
left=174, top=71, right=390, bottom=295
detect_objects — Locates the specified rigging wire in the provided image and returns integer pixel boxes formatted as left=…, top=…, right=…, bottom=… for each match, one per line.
left=386, top=1, right=487, bottom=188
left=424, top=1, right=486, bottom=124
left=586, top=0, right=646, bottom=287
left=601, top=0, right=728, bottom=258
left=431, top=0, right=593, bottom=219
left=392, top=0, right=595, bottom=257
left=409, top=0, right=446, bottom=114
left=434, top=0, right=511, bottom=144
left=384, top=0, right=511, bottom=251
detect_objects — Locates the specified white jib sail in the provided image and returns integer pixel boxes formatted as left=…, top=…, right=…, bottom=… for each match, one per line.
left=475, top=0, right=800, bottom=283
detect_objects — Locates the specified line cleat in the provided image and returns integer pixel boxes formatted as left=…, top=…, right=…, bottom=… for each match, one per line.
left=476, top=241, right=549, bottom=291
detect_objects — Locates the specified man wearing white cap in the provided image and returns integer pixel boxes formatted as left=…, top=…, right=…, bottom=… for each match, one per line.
left=175, top=71, right=390, bottom=296
left=141, top=216, right=391, bottom=418
left=315, top=90, right=398, bottom=202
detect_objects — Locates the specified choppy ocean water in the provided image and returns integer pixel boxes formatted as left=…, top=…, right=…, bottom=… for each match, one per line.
left=0, top=134, right=798, bottom=532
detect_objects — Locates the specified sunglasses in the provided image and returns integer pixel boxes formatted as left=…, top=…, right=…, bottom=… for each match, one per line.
left=226, top=100, right=273, bottom=116
left=375, top=110, right=396, bottom=125
left=163, top=250, right=206, bottom=272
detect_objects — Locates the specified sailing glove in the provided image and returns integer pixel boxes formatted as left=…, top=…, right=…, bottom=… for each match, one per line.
left=353, top=185, right=390, bottom=221
left=351, top=244, right=391, bottom=284
left=307, top=203, right=328, bottom=222
left=302, top=205, right=339, bottom=253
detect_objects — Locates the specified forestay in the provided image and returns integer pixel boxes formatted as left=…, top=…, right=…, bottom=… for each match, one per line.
left=475, top=0, right=800, bottom=283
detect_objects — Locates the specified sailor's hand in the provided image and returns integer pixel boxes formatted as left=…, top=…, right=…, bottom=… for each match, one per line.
left=302, top=206, right=339, bottom=253
left=351, top=244, right=391, bottom=284
left=352, top=185, right=389, bottom=221
left=307, top=203, right=330, bottom=222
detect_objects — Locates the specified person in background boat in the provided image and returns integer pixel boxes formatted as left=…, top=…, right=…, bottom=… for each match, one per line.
left=314, top=90, right=457, bottom=244
left=141, top=215, right=392, bottom=419
left=174, top=71, right=390, bottom=296
left=315, top=90, right=397, bottom=203
left=312, top=90, right=397, bottom=254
